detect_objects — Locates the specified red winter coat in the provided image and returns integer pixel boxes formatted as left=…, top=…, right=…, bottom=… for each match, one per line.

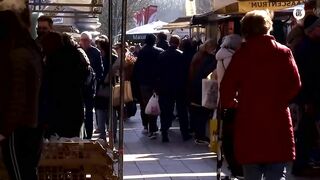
left=220, top=35, right=301, bottom=164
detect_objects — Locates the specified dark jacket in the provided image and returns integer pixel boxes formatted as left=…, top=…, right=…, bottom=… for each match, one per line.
left=157, top=46, right=188, bottom=95
left=157, top=40, right=169, bottom=50
left=133, top=45, right=163, bottom=88
left=95, top=54, right=117, bottom=109
left=85, top=46, right=104, bottom=82
left=44, top=46, right=85, bottom=137
left=189, top=52, right=217, bottom=105
left=0, top=35, right=43, bottom=136
left=294, top=36, right=320, bottom=106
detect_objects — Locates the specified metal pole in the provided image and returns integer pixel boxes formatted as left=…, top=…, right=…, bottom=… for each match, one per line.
left=118, top=0, right=127, bottom=178
left=108, top=0, right=115, bottom=150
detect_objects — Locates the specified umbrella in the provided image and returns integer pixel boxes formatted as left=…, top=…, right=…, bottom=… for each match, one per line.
left=213, top=0, right=304, bottom=14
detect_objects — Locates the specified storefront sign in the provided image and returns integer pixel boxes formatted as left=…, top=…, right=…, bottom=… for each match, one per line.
left=238, top=0, right=304, bottom=13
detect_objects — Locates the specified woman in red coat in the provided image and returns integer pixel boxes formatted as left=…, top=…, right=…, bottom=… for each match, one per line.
left=220, top=10, right=301, bottom=179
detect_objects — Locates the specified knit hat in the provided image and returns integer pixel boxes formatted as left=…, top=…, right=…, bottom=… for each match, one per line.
left=304, top=15, right=320, bottom=33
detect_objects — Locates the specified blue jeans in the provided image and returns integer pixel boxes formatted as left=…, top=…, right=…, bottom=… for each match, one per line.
left=243, top=163, right=287, bottom=180
left=96, top=109, right=117, bottom=139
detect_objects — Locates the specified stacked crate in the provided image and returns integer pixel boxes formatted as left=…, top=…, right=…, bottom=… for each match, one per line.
left=38, top=142, right=117, bottom=180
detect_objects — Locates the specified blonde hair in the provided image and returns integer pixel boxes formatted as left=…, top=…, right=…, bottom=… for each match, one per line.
left=241, top=10, right=274, bottom=38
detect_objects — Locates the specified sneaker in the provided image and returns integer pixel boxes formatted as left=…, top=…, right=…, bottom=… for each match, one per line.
left=195, top=139, right=210, bottom=145
left=148, top=132, right=157, bottom=140
left=141, top=127, right=148, bottom=135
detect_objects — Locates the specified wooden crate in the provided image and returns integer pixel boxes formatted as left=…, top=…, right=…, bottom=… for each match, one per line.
left=38, top=142, right=117, bottom=180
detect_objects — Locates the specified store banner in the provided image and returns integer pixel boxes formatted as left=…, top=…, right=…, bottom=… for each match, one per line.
left=213, top=0, right=304, bottom=13
left=237, top=0, right=304, bottom=13
left=145, top=5, right=158, bottom=24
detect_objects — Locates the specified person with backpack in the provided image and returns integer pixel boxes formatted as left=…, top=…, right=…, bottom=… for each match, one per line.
left=0, top=6, right=43, bottom=179
left=220, top=10, right=301, bottom=179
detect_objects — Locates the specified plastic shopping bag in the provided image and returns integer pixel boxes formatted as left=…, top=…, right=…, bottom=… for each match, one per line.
left=202, top=79, right=218, bottom=109
left=145, top=93, right=161, bottom=116
left=209, top=111, right=218, bottom=153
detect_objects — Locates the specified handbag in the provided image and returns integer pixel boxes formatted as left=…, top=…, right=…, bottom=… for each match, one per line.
left=202, top=79, right=218, bottom=109
left=113, top=81, right=133, bottom=107
left=96, top=84, right=110, bottom=98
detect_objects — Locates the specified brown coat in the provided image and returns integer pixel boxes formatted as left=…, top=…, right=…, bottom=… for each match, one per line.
left=0, top=46, right=42, bottom=136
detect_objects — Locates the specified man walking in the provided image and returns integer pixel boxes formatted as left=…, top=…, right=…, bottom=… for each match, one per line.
left=158, top=35, right=192, bottom=142
left=80, top=32, right=103, bottom=139
left=133, top=34, right=163, bottom=139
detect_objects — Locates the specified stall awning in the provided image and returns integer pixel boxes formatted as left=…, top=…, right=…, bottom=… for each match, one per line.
left=28, top=0, right=103, bottom=17
left=126, top=21, right=169, bottom=35
left=213, top=0, right=304, bottom=14
left=161, top=16, right=192, bottom=30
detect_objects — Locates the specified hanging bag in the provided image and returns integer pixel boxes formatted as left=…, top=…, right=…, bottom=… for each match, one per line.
left=112, top=81, right=133, bottom=107
left=145, top=93, right=161, bottom=116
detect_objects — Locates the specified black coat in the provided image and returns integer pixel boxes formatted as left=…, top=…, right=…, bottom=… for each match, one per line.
left=133, top=45, right=163, bottom=88
left=44, top=47, right=85, bottom=137
left=157, top=40, right=169, bottom=50
left=157, top=46, right=189, bottom=95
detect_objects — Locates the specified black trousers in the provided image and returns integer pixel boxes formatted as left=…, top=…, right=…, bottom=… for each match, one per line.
left=189, top=105, right=211, bottom=140
left=159, top=93, right=189, bottom=136
left=1, top=127, right=43, bottom=180
left=83, top=90, right=94, bottom=139
left=139, top=86, right=158, bottom=133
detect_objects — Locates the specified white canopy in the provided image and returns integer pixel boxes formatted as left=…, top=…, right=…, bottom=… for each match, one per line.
left=126, top=21, right=169, bottom=35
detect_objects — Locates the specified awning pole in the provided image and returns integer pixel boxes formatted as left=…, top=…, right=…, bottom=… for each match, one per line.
left=108, top=0, right=115, bottom=151
left=118, top=0, right=127, bottom=179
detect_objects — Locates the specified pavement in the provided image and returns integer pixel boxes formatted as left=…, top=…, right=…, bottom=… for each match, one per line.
left=120, top=109, right=319, bottom=180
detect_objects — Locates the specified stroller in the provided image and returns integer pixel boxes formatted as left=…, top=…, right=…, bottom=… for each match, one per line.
left=216, top=107, right=244, bottom=180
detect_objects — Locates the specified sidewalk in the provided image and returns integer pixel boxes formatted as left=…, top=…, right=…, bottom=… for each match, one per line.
left=122, top=110, right=318, bottom=180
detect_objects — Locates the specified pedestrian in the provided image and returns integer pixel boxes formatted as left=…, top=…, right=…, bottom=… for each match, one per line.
left=41, top=32, right=85, bottom=138
left=0, top=7, right=43, bottom=180
left=95, top=36, right=118, bottom=139
left=132, top=34, right=163, bottom=139
left=80, top=31, right=104, bottom=139
left=156, top=32, right=169, bottom=50
left=220, top=10, right=301, bottom=179
left=292, top=14, right=320, bottom=176
left=35, top=15, right=53, bottom=49
left=157, top=35, right=192, bottom=142
left=215, top=34, right=243, bottom=177
left=188, top=39, right=217, bottom=145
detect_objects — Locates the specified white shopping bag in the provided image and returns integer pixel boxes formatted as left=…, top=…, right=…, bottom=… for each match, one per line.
left=202, top=79, right=218, bottom=109
left=145, top=93, right=161, bottom=116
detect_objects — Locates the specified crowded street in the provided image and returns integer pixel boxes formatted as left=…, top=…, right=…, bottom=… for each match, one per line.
left=1, top=0, right=320, bottom=180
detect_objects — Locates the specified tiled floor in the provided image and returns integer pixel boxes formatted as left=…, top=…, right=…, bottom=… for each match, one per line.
left=121, top=110, right=318, bottom=180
